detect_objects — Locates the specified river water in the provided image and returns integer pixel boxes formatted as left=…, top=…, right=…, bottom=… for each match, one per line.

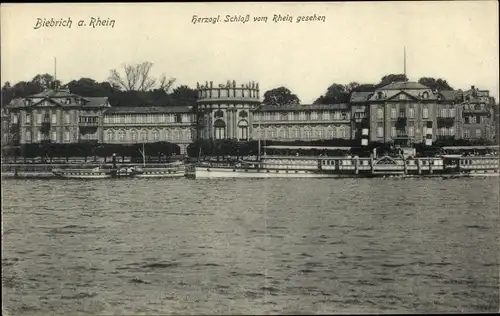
left=1, top=178, right=499, bottom=315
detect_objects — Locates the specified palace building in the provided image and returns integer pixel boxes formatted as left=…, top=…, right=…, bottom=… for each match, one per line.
left=195, top=80, right=260, bottom=141
left=102, top=106, right=197, bottom=154
left=350, top=81, right=463, bottom=146
left=3, top=87, right=110, bottom=145
left=252, top=103, right=352, bottom=141
left=2, top=79, right=497, bottom=153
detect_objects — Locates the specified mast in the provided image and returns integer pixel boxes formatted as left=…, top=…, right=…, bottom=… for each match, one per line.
left=54, top=57, right=57, bottom=90
left=142, top=143, right=146, bottom=167
left=403, top=46, right=406, bottom=78
left=257, top=110, right=261, bottom=161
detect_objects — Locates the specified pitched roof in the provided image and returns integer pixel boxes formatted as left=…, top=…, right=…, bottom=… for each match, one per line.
left=255, top=104, right=349, bottom=112
left=104, top=106, right=192, bottom=114
left=439, top=90, right=461, bottom=101
left=27, top=89, right=78, bottom=99
left=377, top=81, right=429, bottom=91
left=350, top=92, right=373, bottom=103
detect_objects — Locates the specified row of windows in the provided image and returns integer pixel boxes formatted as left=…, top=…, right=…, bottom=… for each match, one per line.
left=463, top=103, right=486, bottom=111
left=199, top=89, right=258, bottom=99
left=213, top=126, right=249, bottom=140
left=464, top=116, right=488, bottom=124
left=25, top=131, right=82, bottom=142
left=376, top=107, right=457, bottom=120
left=253, top=126, right=350, bottom=139
left=254, top=111, right=350, bottom=121
left=105, top=129, right=194, bottom=142
left=375, top=126, right=457, bottom=138
left=103, top=113, right=193, bottom=124
left=464, top=129, right=482, bottom=138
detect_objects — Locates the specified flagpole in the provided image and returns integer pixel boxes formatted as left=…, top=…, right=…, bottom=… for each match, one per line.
left=403, top=46, right=406, bottom=77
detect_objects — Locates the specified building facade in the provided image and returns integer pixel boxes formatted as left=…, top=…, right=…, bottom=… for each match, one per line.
left=252, top=104, right=352, bottom=141
left=102, top=106, right=196, bottom=154
left=350, top=81, right=465, bottom=146
left=3, top=88, right=110, bottom=145
left=3, top=80, right=497, bottom=154
left=196, top=80, right=260, bottom=141
left=460, top=86, right=496, bottom=140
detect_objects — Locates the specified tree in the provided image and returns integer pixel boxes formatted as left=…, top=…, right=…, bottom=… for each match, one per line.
left=314, top=83, right=348, bottom=104
left=377, top=74, right=409, bottom=88
left=108, top=61, right=176, bottom=92
left=418, top=77, right=454, bottom=91
left=314, top=82, right=364, bottom=104
left=31, top=74, right=62, bottom=90
left=169, top=85, right=198, bottom=106
left=67, top=78, right=116, bottom=97
left=262, top=87, right=300, bottom=107
left=352, top=84, right=377, bottom=92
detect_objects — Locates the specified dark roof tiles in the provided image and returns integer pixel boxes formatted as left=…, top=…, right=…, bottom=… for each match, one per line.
left=104, top=106, right=192, bottom=114
left=256, top=103, right=349, bottom=112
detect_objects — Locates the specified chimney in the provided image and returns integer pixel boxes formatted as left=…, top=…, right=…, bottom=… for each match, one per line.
left=471, top=85, right=475, bottom=90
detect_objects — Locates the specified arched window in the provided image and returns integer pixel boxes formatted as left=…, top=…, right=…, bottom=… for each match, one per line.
left=130, top=129, right=137, bottom=142
left=152, top=129, right=159, bottom=141
left=107, top=130, right=114, bottom=142
left=279, top=128, right=288, bottom=139
left=140, top=129, right=148, bottom=141
left=118, top=130, right=125, bottom=142
left=214, top=119, right=226, bottom=139
left=238, top=120, right=248, bottom=140
left=214, top=109, right=224, bottom=118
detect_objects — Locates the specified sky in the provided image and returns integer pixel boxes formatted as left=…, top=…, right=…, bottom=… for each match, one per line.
left=1, top=2, right=499, bottom=103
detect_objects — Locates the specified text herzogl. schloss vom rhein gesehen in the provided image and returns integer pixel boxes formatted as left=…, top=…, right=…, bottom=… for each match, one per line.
left=191, top=14, right=326, bottom=24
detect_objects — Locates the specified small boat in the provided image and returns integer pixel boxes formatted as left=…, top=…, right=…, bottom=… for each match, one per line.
left=133, top=161, right=185, bottom=178
left=132, top=143, right=186, bottom=178
left=52, top=166, right=140, bottom=179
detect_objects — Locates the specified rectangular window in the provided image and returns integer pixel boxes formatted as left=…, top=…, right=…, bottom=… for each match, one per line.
left=377, top=108, right=384, bottom=120
left=391, top=107, right=397, bottom=119
left=423, top=107, right=429, bottom=119
left=26, top=113, right=31, bottom=124
left=51, top=131, right=57, bottom=142
left=64, top=131, right=70, bottom=142
left=449, top=108, right=456, bottom=117
left=464, top=129, right=470, bottom=138
left=408, top=107, right=415, bottom=119
left=322, top=111, right=329, bottom=120
left=37, top=114, right=42, bottom=124
left=408, top=126, right=414, bottom=137
left=476, top=129, right=482, bottom=137
left=377, top=126, right=384, bottom=138
left=26, top=131, right=31, bottom=142
left=311, top=111, right=318, bottom=120
left=37, top=131, right=41, bottom=142
left=470, top=116, right=476, bottom=124
left=391, top=126, right=396, bottom=137
left=51, top=113, right=57, bottom=124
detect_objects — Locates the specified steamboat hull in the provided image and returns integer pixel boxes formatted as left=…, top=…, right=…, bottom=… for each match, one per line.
left=186, top=167, right=363, bottom=179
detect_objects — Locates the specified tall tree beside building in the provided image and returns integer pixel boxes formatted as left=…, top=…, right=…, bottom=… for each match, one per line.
left=377, top=74, right=409, bottom=87
left=418, top=77, right=454, bottom=91
left=169, top=85, right=198, bottom=106
left=66, top=78, right=115, bottom=97
left=1, top=74, right=61, bottom=108
left=262, top=87, right=300, bottom=107
left=314, top=82, right=361, bottom=104
left=108, top=61, right=176, bottom=92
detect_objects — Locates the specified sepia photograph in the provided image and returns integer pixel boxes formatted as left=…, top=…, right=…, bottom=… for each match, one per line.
left=1, top=1, right=499, bottom=315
